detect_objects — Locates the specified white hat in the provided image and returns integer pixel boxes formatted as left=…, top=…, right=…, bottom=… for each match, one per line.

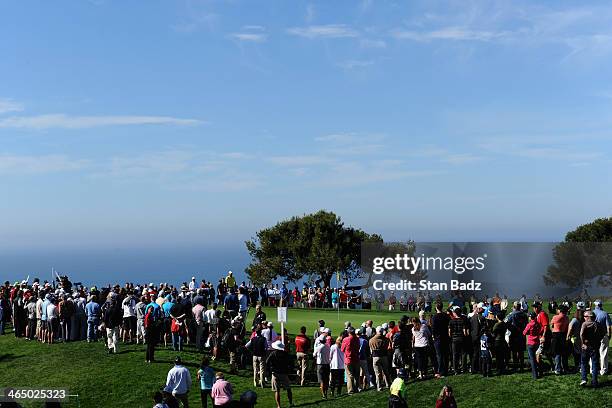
left=594, top=300, right=602, bottom=307
left=376, top=326, right=384, bottom=334
left=317, top=334, right=327, bottom=342
left=267, top=322, right=273, bottom=327
left=477, top=302, right=484, bottom=309
left=323, top=327, right=330, bottom=333
left=271, top=340, right=285, bottom=351
left=228, top=271, right=233, bottom=274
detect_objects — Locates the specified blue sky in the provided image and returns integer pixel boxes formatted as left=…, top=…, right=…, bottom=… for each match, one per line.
left=1, top=0, right=611, bottom=263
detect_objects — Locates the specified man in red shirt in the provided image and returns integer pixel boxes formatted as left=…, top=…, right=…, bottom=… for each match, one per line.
left=294, top=326, right=311, bottom=386
left=533, top=301, right=550, bottom=367
left=341, top=327, right=361, bottom=394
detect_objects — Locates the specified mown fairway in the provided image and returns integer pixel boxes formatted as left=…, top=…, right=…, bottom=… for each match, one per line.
left=0, top=306, right=610, bottom=408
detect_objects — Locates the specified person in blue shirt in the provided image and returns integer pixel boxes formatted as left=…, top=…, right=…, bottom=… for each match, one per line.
left=479, top=326, right=493, bottom=377
left=197, top=356, right=215, bottom=408
left=161, top=297, right=175, bottom=348
left=592, top=300, right=611, bottom=376
left=223, top=288, right=239, bottom=319
left=280, top=284, right=289, bottom=307
left=331, top=290, right=339, bottom=309
left=85, top=295, right=101, bottom=342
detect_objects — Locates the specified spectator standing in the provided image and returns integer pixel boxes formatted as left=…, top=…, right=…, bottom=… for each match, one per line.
left=164, top=356, right=192, bottom=407
left=196, top=357, right=215, bottom=408
left=329, top=336, right=345, bottom=397
left=294, top=326, right=311, bottom=386
left=266, top=340, right=293, bottom=408
left=313, top=333, right=331, bottom=399
left=211, top=372, right=233, bottom=407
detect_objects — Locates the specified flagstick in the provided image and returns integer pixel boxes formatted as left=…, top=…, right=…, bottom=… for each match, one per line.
left=336, top=272, right=340, bottom=321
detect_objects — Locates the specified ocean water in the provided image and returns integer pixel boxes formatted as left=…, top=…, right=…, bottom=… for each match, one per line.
left=0, top=245, right=252, bottom=287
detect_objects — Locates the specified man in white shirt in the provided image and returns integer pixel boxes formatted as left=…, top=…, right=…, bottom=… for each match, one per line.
left=35, top=295, right=44, bottom=340
left=46, top=298, right=58, bottom=344
left=164, top=356, right=192, bottom=407
left=261, top=322, right=278, bottom=349
left=122, top=293, right=137, bottom=343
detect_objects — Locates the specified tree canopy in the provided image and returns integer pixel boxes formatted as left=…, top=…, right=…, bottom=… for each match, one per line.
left=544, top=217, right=612, bottom=290
left=245, top=210, right=382, bottom=287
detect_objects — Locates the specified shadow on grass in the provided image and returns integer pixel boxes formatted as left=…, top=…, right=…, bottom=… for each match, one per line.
left=0, top=354, right=21, bottom=363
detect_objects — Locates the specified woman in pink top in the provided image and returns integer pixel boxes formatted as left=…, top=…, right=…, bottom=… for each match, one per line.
left=211, top=372, right=233, bottom=407
left=550, top=304, right=569, bottom=374
left=523, top=312, right=544, bottom=379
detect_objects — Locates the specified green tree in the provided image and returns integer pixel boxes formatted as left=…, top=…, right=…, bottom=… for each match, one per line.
left=245, top=210, right=382, bottom=287
left=544, top=217, right=612, bottom=290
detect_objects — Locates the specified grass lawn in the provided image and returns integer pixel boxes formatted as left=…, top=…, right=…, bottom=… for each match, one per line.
left=0, top=306, right=610, bottom=408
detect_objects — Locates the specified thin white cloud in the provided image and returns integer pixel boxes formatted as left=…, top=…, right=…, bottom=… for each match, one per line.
left=268, top=155, right=333, bottom=166
left=392, top=27, right=509, bottom=42
left=0, top=98, right=24, bottom=114
left=411, top=146, right=484, bottom=165
left=287, top=24, right=358, bottom=39
left=479, top=139, right=604, bottom=163
left=0, top=114, right=203, bottom=129
left=0, top=154, right=88, bottom=174
left=230, top=33, right=267, bottom=42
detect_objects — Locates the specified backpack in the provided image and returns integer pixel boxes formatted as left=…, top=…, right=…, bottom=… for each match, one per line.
left=221, top=329, right=236, bottom=350
left=144, top=305, right=160, bottom=329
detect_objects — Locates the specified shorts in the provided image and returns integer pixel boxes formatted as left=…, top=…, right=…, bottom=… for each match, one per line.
left=317, top=364, right=330, bottom=384
left=271, top=373, right=291, bottom=391
left=123, top=316, right=136, bottom=332
left=359, top=360, right=369, bottom=377
left=164, top=317, right=172, bottom=334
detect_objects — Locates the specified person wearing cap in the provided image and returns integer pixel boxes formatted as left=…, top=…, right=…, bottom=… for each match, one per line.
left=313, top=333, right=331, bottom=399
left=341, top=326, right=360, bottom=394
left=369, top=326, right=391, bottom=390
left=224, top=271, right=236, bottom=290
left=164, top=356, right=192, bottom=407
left=329, top=336, right=345, bottom=397
left=261, top=321, right=278, bottom=349
left=567, top=306, right=584, bottom=372
left=580, top=310, right=602, bottom=387
left=388, top=368, right=408, bottom=408
left=523, top=311, right=544, bottom=379
left=592, top=300, right=611, bottom=376
left=449, top=306, right=467, bottom=374
left=357, top=327, right=371, bottom=390
left=412, top=317, right=431, bottom=380
left=266, top=340, right=293, bottom=408
left=505, top=301, right=528, bottom=372
left=85, top=294, right=101, bottom=342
